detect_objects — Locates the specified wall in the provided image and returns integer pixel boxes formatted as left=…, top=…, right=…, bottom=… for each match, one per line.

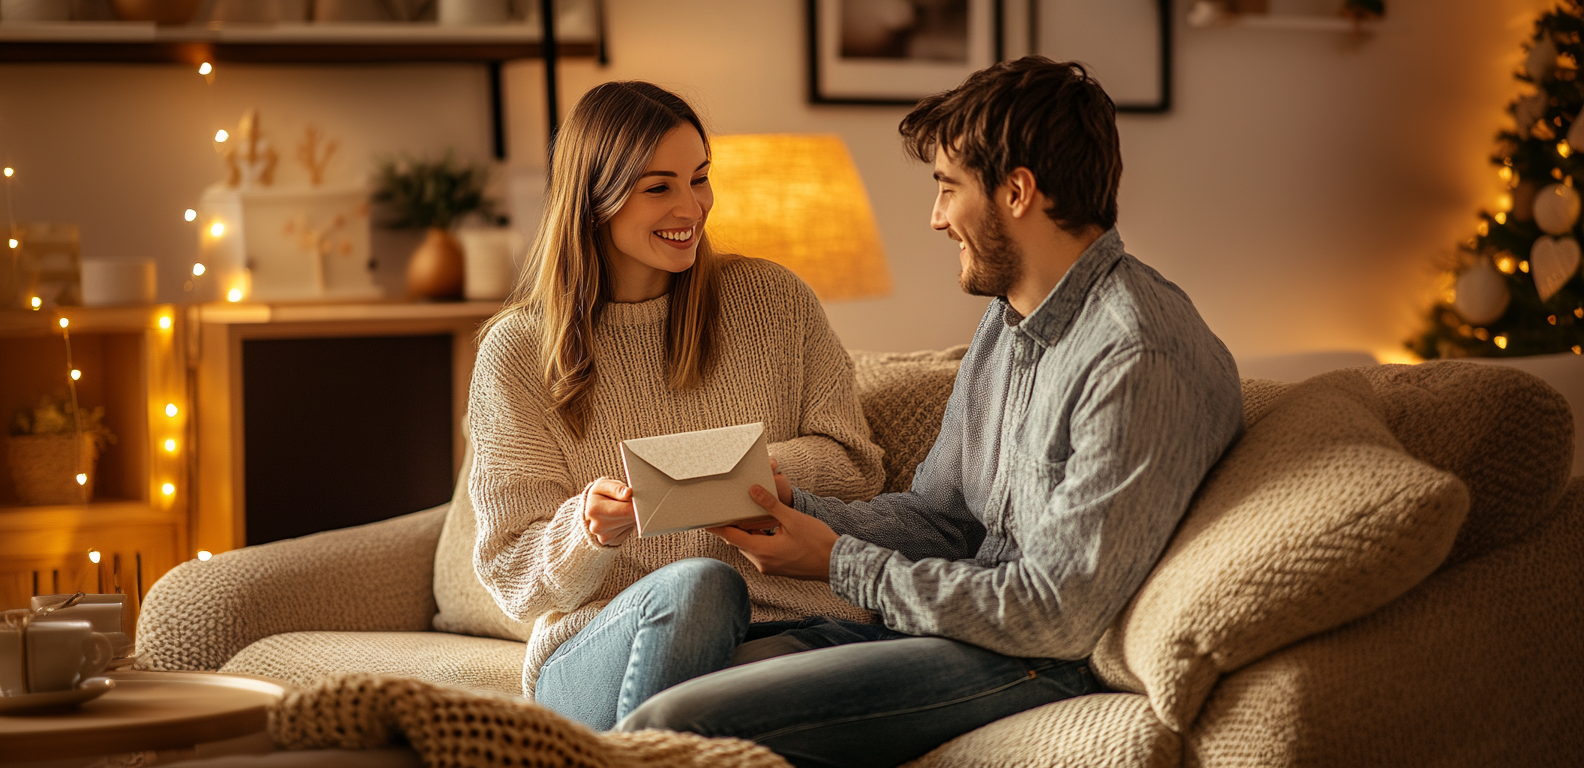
left=0, top=0, right=1557, bottom=357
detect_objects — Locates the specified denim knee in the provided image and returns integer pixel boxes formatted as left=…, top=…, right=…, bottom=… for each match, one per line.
left=639, top=558, right=749, bottom=623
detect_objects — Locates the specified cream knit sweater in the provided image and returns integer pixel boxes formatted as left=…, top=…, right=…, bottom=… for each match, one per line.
left=467, top=257, right=885, bottom=695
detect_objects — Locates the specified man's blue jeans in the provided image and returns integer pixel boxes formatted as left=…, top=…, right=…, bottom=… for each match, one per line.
left=618, top=625, right=1101, bottom=768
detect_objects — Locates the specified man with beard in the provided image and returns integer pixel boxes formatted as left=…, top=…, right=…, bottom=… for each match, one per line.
left=618, top=57, right=1245, bottom=768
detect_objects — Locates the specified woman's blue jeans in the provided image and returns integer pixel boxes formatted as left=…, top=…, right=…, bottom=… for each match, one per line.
left=534, top=558, right=752, bottom=731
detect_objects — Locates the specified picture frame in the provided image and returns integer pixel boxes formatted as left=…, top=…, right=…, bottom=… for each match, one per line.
left=808, top=0, right=1005, bottom=106
left=1027, top=0, right=1171, bottom=113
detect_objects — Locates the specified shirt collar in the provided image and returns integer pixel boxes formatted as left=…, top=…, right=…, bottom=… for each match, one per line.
left=1001, top=228, right=1125, bottom=347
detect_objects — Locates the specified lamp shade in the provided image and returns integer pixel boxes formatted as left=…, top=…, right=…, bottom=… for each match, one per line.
left=707, top=134, right=892, bottom=301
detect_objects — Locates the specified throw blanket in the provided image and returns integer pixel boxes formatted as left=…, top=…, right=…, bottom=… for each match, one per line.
left=269, top=675, right=790, bottom=768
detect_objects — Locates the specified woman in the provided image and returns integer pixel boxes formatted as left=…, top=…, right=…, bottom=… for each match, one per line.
left=467, top=81, right=886, bottom=731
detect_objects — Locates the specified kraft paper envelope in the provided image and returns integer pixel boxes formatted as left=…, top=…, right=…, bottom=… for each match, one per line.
left=620, top=422, right=775, bottom=538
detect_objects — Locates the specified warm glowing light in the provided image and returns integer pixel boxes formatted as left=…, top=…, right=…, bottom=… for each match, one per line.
left=1497, top=193, right=1513, bottom=211
left=1477, top=221, right=1490, bottom=236
left=1576, top=308, right=1584, bottom=318
left=161, top=482, right=176, bottom=496
left=1495, top=335, right=1509, bottom=349
left=198, top=62, right=212, bottom=76
left=215, top=129, right=229, bottom=143
left=87, top=549, right=100, bottom=563
left=165, top=403, right=179, bottom=418
left=227, top=288, right=243, bottom=302
left=1574, top=345, right=1582, bottom=354
left=209, top=222, right=225, bottom=237
left=1549, top=315, right=1559, bottom=325
left=1495, top=212, right=1507, bottom=224
left=1496, top=255, right=1518, bottom=274
left=7, top=238, right=17, bottom=249
left=192, top=262, right=206, bottom=276
left=70, top=369, right=81, bottom=381
left=1520, top=260, right=1531, bottom=273
left=76, top=473, right=88, bottom=486
left=1561, top=141, right=1573, bottom=158
left=30, top=296, right=41, bottom=309
left=184, top=208, right=197, bottom=222
left=158, top=315, right=172, bottom=330
left=2, top=167, right=12, bottom=177
left=1499, top=166, right=1514, bottom=182
left=165, top=438, right=178, bottom=452
left=197, top=550, right=213, bottom=561
left=58, top=317, right=69, bottom=328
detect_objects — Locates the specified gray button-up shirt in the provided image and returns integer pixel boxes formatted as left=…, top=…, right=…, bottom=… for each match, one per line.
left=795, top=229, right=1244, bottom=660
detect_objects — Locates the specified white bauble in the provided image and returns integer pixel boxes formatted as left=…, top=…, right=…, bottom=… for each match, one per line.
left=1534, top=183, right=1582, bottom=235
left=1527, top=35, right=1559, bottom=82
left=1532, top=235, right=1582, bottom=302
left=1454, top=256, right=1511, bottom=326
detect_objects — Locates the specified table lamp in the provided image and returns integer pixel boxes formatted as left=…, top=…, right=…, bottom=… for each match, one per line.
left=706, top=134, right=892, bottom=301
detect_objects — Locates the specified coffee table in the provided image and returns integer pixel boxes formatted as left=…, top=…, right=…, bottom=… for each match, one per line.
left=0, top=670, right=286, bottom=764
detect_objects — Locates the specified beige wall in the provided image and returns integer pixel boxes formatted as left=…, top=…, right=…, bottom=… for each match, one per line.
left=0, top=0, right=1554, bottom=357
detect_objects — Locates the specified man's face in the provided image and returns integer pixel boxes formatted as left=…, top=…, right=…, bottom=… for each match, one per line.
left=931, top=147, right=1021, bottom=298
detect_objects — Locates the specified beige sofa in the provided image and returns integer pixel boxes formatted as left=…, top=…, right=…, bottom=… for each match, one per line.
left=137, top=350, right=1584, bottom=767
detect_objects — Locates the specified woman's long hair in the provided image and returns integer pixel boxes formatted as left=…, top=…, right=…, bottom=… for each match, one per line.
left=482, top=81, right=725, bottom=439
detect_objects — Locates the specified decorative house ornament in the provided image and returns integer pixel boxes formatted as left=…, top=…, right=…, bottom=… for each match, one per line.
left=198, top=112, right=376, bottom=301
left=1532, top=235, right=1582, bottom=302
left=1454, top=255, right=1511, bottom=326
left=1534, top=182, right=1581, bottom=235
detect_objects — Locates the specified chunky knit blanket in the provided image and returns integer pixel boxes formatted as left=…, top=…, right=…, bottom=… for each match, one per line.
left=269, top=674, right=790, bottom=768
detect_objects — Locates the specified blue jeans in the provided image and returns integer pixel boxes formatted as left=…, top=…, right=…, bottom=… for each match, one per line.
left=617, top=634, right=1101, bottom=768
left=534, top=558, right=751, bottom=731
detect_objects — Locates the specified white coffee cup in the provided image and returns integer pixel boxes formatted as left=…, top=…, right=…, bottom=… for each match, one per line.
left=0, top=619, right=112, bottom=694
left=32, top=594, right=131, bottom=658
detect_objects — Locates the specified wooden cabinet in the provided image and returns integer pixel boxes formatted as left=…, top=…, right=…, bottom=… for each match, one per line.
left=0, top=306, right=189, bottom=633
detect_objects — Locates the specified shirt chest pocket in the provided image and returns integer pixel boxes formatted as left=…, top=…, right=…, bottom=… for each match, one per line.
left=1003, top=448, right=1067, bottom=535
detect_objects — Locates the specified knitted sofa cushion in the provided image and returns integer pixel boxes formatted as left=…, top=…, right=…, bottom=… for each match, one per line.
left=849, top=346, right=967, bottom=493
left=431, top=435, right=537, bottom=642
left=221, top=631, right=526, bottom=696
left=1091, top=369, right=1470, bottom=734
left=1352, top=361, right=1574, bottom=566
left=904, top=693, right=1180, bottom=768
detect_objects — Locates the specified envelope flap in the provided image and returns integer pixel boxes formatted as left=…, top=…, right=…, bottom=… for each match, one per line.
left=621, top=422, right=766, bottom=481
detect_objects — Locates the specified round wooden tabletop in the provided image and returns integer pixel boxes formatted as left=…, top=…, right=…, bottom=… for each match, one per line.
left=0, top=670, right=286, bottom=763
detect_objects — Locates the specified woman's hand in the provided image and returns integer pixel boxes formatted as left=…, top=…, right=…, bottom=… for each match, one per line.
left=584, top=477, right=637, bottom=547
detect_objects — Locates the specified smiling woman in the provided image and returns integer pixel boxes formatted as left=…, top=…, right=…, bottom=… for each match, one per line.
left=461, top=81, right=887, bottom=732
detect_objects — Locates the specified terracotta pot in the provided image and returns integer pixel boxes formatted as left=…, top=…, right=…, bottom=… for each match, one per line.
left=407, top=228, right=465, bottom=300
left=110, top=0, right=204, bottom=24
left=7, top=433, right=96, bottom=506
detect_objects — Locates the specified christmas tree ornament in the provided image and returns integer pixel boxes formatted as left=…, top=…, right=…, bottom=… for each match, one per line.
left=1453, top=255, right=1511, bottom=325
left=1534, top=183, right=1581, bottom=234
left=1567, top=108, right=1584, bottom=149
left=1532, top=235, right=1582, bottom=301
left=1515, top=94, right=1547, bottom=138
left=1513, top=180, right=1539, bottom=221
left=1527, top=34, right=1559, bottom=81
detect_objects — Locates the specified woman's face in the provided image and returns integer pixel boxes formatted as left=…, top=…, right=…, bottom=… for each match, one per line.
left=601, top=125, right=713, bottom=302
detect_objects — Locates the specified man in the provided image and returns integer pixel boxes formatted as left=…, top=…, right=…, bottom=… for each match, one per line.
left=617, top=57, right=1244, bottom=768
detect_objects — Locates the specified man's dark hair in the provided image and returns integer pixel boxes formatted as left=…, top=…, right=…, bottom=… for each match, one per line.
left=900, top=56, right=1121, bottom=233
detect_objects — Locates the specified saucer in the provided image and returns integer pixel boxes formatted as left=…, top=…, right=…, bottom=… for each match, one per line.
left=0, top=677, right=115, bottom=714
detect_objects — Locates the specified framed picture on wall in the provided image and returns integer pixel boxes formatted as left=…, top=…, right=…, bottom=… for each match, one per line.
left=808, top=0, right=1005, bottom=105
left=1028, top=0, right=1171, bottom=112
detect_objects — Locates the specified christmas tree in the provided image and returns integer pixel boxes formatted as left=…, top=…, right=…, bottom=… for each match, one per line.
left=1410, top=2, right=1584, bottom=359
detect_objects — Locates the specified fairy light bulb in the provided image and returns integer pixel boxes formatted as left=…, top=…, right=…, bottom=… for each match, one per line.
left=1495, top=335, right=1509, bottom=349
left=30, top=296, right=41, bottom=309
left=158, top=315, right=172, bottom=330
left=184, top=208, right=197, bottom=222
left=215, top=129, right=229, bottom=143
left=1495, top=212, right=1508, bottom=224
left=1561, top=141, right=1573, bottom=158
left=1499, top=166, right=1513, bottom=182
left=161, top=482, right=176, bottom=496
left=87, top=549, right=100, bottom=563
left=3, top=167, right=12, bottom=177
left=165, top=438, right=177, bottom=453
left=197, top=550, right=213, bottom=561
left=8, top=238, right=17, bottom=249
left=198, top=62, right=212, bottom=76
left=76, top=473, right=88, bottom=486
left=165, top=403, right=179, bottom=418
left=70, top=369, right=81, bottom=381
left=209, top=222, right=225, bottom=237
left=227, top=288, right=243, bottom=302
left=192, top=262, right=206, bottom=276
left=58, top=317, right=69, bottom=329
left=1497, top=193, right=1514, bottom=211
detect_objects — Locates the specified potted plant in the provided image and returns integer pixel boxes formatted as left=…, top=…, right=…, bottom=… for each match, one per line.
left=372, top=153, right=493, bottom=300
left=7, top=392, right=115, bottom=506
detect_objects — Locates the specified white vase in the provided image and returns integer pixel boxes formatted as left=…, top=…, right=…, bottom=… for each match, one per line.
left=459, top=227, right=525, bottom=301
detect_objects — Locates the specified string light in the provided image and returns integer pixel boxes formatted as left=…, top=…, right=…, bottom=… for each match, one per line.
left=164, top=439, right=177, bottom=452
left=1520, top=260, right=1531, bottom=273
left=184, top=209, right=197, bottom=222
left=1499, top=166, right=1514, bottom=182
left=161, top=482, right=175, bottom=496
left=70, top=369, right=81, bottom=381
left=197, top=550, right=213, bottom=561
left=1496, top=212, right=1508, bottom=224
left=1477, top=221, right=1490, bottom=236
left=1497, top=193, right=1514, bottom=211
left=165, top=403, right=178, bottom=418
left=209, top=222, right=225, bottom=237
left=1496, top=255, right=1518, bottom=274
left=198, top=62, right=212, bottom=76
left=215, top=129, right=229, bottom=143
left=227, top=288, right=243, bottom=302
left=158, top=315, right=172, bottom=330
left=192, top=263, right=206, bottom=276
left=3, top=167, right=12, bottom=177
left=75, top=473, right=87, bottom=485
left=1549, top=315, right=1559, bottom=325
left=30, top=296, right=41, bottom=309
left=1495, top=334, right=1509, bottom=349
left=87, top=549, right=100, bottom=564
left=7, top=238, right=16, bottom=248
left=58, top=317, right=69, bottom=329
left=1560, top=140, right=1573, bottom=158
left=1576, top=308, right=1584, bottom=318
left=1575, top=345, right=1582, bottom=354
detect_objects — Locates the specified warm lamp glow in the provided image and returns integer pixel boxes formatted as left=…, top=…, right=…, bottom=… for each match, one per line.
left=198, top=62, right=213, bottom=76
left=2, top=167, right=12, bottom=177
left=707, top=134, right=892, bottom=301
left=159, top=315, right=172, bottom=329
left=165, top=403, right=179, bottom=418
left=161, top=482, right=176, bottom=496
left=227, top=287, right=243, bottom=302
left=70, top=369, right=81, bottom=380
left=184, top=208, right=197, bottom=222
left=165, top=438, right=177, bottom=452
left=209, top=221, right=226, bottom=237
left=30, top=296, right=41, bottom=309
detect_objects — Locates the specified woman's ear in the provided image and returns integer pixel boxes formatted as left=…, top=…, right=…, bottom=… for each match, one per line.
left=1000, top=167, right=1041, bottom=219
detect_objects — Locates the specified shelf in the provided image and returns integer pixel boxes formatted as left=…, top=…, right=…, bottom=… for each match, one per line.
left=1187, top=14, right=1385, bottom=32
left=0, top=21, right=598, bottom=63
left=197, top=299, right=502, bottom=325
left=0, top=304, right=177, bottom=336
left=0, top=499, right=181, bottom=527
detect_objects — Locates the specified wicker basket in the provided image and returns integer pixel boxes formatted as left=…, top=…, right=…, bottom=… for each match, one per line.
left=7, top=433, right=97, bottom=505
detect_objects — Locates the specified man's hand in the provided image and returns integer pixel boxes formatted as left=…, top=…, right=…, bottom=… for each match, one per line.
left=584, top=477, right=637, bottom=547
left=726, top=458, right=795, bottom=533
left=708, top=484, right=838, bottom=581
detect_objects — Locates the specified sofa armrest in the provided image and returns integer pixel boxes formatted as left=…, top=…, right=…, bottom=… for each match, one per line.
left=136, top=505, right=449, bottom=672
